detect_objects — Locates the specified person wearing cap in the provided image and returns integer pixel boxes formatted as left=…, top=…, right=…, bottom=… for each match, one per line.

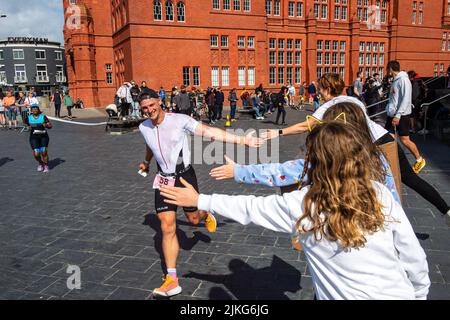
left=24, top=105, right=53, bottom=173
left=137, top=88, right=264, bottom=297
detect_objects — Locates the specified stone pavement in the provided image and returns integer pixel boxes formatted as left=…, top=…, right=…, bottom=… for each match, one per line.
left=0, top=107, right=449, bottom=300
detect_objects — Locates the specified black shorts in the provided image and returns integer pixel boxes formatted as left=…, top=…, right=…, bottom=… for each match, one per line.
left=154, top=165, right=199, bottom=214
left=29, top=133, right=49, bottom=152
left=385, top=115, right=411, bottom=137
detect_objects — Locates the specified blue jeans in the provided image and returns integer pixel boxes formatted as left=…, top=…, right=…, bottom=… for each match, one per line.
left=251, top=105, right=262, bottom=118
left=7, top=107, right=16, bottom=121
left=131, top=101, right=140, bottom=118
left=230, top=104, right=236, bottom=119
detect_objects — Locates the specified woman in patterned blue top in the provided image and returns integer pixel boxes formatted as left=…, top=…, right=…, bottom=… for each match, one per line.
left=210, top=102, right=401, bottom=204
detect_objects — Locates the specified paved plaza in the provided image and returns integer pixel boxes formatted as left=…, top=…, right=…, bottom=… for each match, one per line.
left=0, top=108, right=449, bottom=300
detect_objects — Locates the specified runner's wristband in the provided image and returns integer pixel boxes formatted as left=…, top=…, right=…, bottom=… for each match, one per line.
left=143, top=160, right=150, bottom=165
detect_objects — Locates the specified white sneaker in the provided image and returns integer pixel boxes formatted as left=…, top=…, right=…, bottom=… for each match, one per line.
left=417, top=129, right=429, bottom=135
left=37, top=164, right=44, bottom=172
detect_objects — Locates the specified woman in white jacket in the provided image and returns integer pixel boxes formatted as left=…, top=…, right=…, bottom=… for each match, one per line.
left=160, top=121, right=430, bottom=300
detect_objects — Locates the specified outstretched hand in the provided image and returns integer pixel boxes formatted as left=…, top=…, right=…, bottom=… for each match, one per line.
left=160, top=177, right=199, bottom=208
left=244, top=130, right=265, bottom=148
left=210, top=155, right=236, bottom=180
left=260, top=129, right=279, bottom=141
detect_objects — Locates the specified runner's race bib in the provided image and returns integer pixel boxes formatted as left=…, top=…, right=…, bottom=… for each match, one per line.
left=153, top=174, right=176, bottom=189
left=33, top=130, right=46, bottom=135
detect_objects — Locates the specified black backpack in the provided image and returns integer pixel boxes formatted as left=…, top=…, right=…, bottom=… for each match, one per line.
left=346, top=86, right=355, bottom=97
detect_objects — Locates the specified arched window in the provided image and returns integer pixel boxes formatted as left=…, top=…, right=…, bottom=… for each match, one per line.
left=166, top=1, right=174, bottom=21
left=154, top=0, right=162, bottom=20
left=177, top=2, right=185, bottom=22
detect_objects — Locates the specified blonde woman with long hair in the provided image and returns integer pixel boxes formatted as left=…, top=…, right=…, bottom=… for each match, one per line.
left=160, top=121, right=430, bottom=300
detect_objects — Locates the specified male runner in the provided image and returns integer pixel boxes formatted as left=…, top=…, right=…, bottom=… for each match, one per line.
left=138, top=89, right=263, bottom=297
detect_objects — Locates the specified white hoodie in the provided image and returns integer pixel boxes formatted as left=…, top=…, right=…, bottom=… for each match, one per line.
left=386, top=71, right=412, bottom=118
left=198, top=181, right=430, bottom=300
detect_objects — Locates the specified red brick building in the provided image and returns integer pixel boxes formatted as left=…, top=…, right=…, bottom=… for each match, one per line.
left=64, top=0, right=450, bottom=108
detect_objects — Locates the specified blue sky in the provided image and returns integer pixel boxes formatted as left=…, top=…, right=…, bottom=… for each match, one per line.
left=0, top=0, right=65, bottom=44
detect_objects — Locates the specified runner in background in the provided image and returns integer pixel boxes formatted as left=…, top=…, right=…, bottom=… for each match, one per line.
left=24, top=105, right=52, bottom=173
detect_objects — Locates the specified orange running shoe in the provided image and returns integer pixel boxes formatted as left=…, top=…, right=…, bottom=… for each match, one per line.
left=153, top=275, right=182, bottom=298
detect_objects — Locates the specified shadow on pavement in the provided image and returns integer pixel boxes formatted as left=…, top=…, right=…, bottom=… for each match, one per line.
left=143, top=213, right=212, bottom=273
left=415, top=233, right=430, bottom=240
left=48, top=158, right=66, bottom=170
left=184, top=255, right=302, bottom=300
left=0, top=157, right=14, bottom=167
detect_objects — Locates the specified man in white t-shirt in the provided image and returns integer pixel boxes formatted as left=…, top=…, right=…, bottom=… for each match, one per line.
left=138, top=89, right=264, bottom=298
left=25, top=91, right=39, bottom=108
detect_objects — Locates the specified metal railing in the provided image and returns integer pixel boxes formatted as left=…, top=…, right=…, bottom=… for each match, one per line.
left=366, top=97, right=389, bottom=110
left=366, top=74, right=445, bottom=110
left=365, top=74, right=447, bottom=116
left=422, top=92, right=450, bottom=141
left=424, top=74, right=444, bottom=85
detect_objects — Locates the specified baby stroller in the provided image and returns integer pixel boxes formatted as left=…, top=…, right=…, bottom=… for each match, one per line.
left=106, top=103, right=119, bottom=119
left=191, top=102, right=208, bottom=121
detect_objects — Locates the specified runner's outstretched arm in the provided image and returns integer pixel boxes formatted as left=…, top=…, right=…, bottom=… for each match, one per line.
left=161, top=177, right=295, bottom=233
left=195, top=123, right=264, bottom=148
left=210, top=155, right=401, bottom=203
left=260, top=121, right=309, bottom=140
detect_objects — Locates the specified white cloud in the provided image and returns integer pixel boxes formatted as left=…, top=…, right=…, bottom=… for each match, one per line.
left=0, top=0, right=64, bottom=44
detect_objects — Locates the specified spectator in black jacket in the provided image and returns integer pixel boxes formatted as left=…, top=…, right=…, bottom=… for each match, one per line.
left=275, top=86, right=288, bottom=125
left=214, top=87, right=225, bottom=121
left=206, top=87, right=216, bottom=124
left=408, top=70, right=427, bottom=133
left=364, top=77, right=384, bottom=126
left=140, top=81, right=151, bottom=95
left=173, top=85, right=191, bottom=115
left=255, top=83, right=264, bottom=95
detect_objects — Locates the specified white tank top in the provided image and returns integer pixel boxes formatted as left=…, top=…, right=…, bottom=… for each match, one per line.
left=139, top=113, right=199, bottom=174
